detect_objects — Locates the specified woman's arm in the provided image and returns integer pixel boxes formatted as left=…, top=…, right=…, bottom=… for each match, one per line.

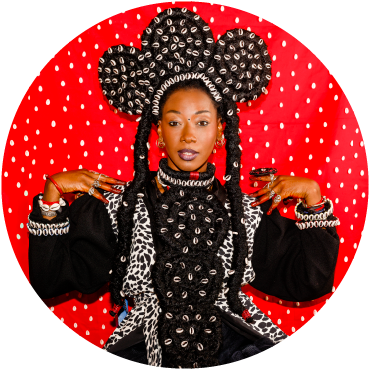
left=28, top=170, right=126, bottom=299
left=249, top=199, right=340, bottom=302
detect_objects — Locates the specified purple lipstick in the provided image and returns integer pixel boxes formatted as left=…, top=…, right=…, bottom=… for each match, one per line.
left=178, top=148, right=199, bottom=161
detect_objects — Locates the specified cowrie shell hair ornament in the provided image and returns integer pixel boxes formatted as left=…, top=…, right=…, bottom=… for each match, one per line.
left=98, top=8, right=272, bottom=118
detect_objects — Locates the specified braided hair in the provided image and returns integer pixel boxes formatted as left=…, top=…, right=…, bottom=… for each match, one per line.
left=98, top=7, right=272, bottom=367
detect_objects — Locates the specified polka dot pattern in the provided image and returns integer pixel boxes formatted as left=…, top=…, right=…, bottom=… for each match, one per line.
left=2, top=2, right=367, bottom=347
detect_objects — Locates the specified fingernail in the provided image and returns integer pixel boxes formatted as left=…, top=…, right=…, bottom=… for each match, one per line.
left=104, top=199, right=109, bottom=204
left=267, top=210, right=271, bottom=215
left=253, top=182, right=258, bottom=187
left=251, top=202, right=257, bottom=206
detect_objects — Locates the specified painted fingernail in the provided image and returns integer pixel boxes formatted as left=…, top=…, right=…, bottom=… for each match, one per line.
left=104, top=199, right=109, bottom=204
left=267, top=210, right=272, bottom=215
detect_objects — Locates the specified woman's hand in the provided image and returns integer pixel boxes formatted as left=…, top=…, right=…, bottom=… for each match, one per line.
left=43, top=169, right=126, bottom=204
left=248, top=175, right=321, bottom=215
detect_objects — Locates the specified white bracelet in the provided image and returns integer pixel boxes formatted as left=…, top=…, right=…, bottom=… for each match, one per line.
left=38, top=195, right=66, bottom=212
left=296, top=218, right=340, bottom=230
left=295, top=198, right=334, bottom=221
left=27, top=214, right=70, bottom=236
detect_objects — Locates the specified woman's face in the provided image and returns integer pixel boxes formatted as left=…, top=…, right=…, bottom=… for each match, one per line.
left=157, top=88, right=223, bottom=172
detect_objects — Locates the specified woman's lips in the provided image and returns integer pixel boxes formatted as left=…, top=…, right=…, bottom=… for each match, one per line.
left=178, top=151, right=199, bottom=161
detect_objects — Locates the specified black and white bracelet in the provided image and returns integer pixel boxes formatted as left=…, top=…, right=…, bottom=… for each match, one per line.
left=295, top=198, right=334, bottom=221
left=27, top=215, right=70, bottom=236
left=296, top=218, right=340, bottom=230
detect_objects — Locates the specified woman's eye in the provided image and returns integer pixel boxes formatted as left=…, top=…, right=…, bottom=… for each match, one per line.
left=198, top=121, right=209, bottom=126
left=169, top=121, right=179, bottom=126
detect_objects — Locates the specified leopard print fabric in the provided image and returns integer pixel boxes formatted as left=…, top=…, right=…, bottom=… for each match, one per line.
left=102, top=187, right=286, bottom=366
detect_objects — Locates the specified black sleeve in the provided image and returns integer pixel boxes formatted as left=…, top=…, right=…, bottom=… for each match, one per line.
left=249, top=200, right=340, bottom=302
left=28, top=191, right=116, bottom=299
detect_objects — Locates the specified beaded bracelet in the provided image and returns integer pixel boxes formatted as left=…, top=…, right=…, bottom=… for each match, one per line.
left=27, top=214, right=70, bottom=236
left=38, top=195, right=66, bottom=217
left=296, top=217, right=340, bottom=230
left=295, top=198, right=334, bottom=221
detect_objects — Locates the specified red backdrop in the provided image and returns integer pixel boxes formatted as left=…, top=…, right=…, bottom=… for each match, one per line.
left=2, top=1, right=368, bottom=349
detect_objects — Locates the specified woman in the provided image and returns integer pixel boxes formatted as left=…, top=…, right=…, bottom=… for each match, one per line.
left=28, top=7, right=340, bottom=368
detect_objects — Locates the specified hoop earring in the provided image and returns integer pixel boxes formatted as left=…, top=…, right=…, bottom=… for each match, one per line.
left=215, top=138, right=225, bottom=148
left=156, top=138, right=165, bottom=149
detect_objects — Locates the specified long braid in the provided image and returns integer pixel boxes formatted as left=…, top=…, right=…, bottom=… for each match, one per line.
left=221, top=99, right=248, bottom=315
left=110, top=107, right=152, bottom=305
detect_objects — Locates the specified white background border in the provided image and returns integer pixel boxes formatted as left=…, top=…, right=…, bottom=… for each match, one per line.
left=1, top=1, right=368, bottom=369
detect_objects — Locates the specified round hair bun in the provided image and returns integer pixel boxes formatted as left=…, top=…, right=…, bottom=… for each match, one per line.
left=209, top=28, right=272, bottom=103
left=98, top=44, right=152, bottom=115
left=141, top=7, right=215, bottom=76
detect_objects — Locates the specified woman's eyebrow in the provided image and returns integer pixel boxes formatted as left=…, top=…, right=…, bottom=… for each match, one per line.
left=165, top=109, right=211, bottom=115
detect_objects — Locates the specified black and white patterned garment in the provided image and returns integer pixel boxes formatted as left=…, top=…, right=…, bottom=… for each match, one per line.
left=102, top=186, right=287, bottom=365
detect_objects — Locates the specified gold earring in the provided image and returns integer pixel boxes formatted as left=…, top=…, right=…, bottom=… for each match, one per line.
left=156, top=138, right=165, bottom=148
left=215, top=138, right=225, bottom=148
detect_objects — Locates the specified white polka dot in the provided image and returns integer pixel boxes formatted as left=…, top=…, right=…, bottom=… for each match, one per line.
left=50, top=159, right=54, bottom=164
left=55, top=65, right=59, bottom=71
left=354, top=243, right=357, bottom=249
left=320, top=138, right=324, bottom=144
left=287, top=309, right=290, bottom=314
left=11, top=157, right=15, bottom=162
left=265, top=142, right=269, bottom=148
left=34, top=106, right=38, bottom=111
left=125, top=156, right=128, bottom=161
left=345, top=108, right=349, bottom=114
left=272, top=158, right=275, bottom=164
left=98, top=164, right=102, bottom=170
left=335, top=167, right=339, bottom=173
left=334, top=95, right=338, bottom=101
left=289, top=156, right=293, bottom=161
left=280, top=123, right=284, bottom=129
left=61, top=81, right=65, bottom=86
left=329, top=83, right=333, bottom=89
left=344, top=256, right=348, bottom=262
left=311, top=83, right=316, bottom=89
left=260, top=110, right=264, bottom=115
left=273, top=55, right=277, bottom=61
left=326, top=157, right=330, bottom=163
left=292, top=327, right=296, bottom=333
left=264, top=125, right=268, bottom=131
left=291, top=71, right=295, bottom=76
left=98, top=136, right=103, bottom=143
left=103, top=308, right=107, bottom=313
left=117, top=170, right=121, bottom=175
left=88, top=90, right=92, bottom=95
left=255, top=153, right=259, bottom=159
left=69, top=63, right=73, bottom=69
left=276, top=71, right=280, bottom=77
left=10, top=140, right=14, bottom=146
left=360, top=170, right=364, bottom=176
left=24, top=190, right=28, bottom=196
left=295, top=113, right=299, bottom=119
left=220, top=6, right=224, bottom=11
left=87, top=63, right=91, bottom=70
left=362, top=192, right=366, bottom=198
left=282, top=40, right=286, bottom=47
left=294, top=54, right=298, bottom=60
left=74, top=323, right=77, bottom=328
left=268, top=32, right=272, bottom=38
left=99, top=104, right=103, bottom=110
left=235, top=17, right=239, bottom=23
left=89, top=316, right=93, bottom=321
left=80, top=140, right=84, bottom=146
left=323, top=121, right=327, bottom=127
left=354, top=184, right=358, bottom=190
left=327, top=183, right=331, bottom=188
left=340, top=183, right=344, bottom=188
left=95, top=44, right=99, bottom=49
left=287, top=139, right=292, bottom=145
left=360, top=141, right=364, bottom=147
left=69, top=124, right=72, bottom=130
left=335, top=198, right=339, bottom=204
left=63, top=106, right=67, bottom=112
left=280, top=87, right=284, bottom=92
left=48, top=143, right=52, bottom=148
left=72, top=306, right=76, bottom=311
left=290, top=172, right=295, bottom=176
left=210, top=17, right=214, bottom=23
left=306, top=98, right=310, bottom=103
left=342, top=124, right=346, bottom=130
left=308, top=63, right=312, bottom=69
left=100, top=151, right=104, bottom=156
left=354, top=153, right=358, bottom=159
left=301, top=316, right=305, bottom=321
left=81, top=104, right=84, bottom=109
left=79, top=77, right=83, bottom=83
left=309, top=154, right=313, bottom=160
left=295, top=84, right=299, bottom=91
left=193, top=6, right=197, bottom=12
left=318, top=170, right=322, bottom=175
left=84, top=151, right=88, bottom=157
left=304, top=168, right=308, bottom=173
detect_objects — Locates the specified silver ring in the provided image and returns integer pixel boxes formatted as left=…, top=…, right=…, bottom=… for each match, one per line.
left=263, top=182, right=272, bottom=189
left=88, top=186, right=95, bottom=196
left=92, top=179, right=101, bottom=188
left=273, top=194, right=282, bottom=204
left=97, top=173, right=102, bottom=181
left=270, top=174, right=277, bottom=182
left=268, top=190, right=275, bottom=199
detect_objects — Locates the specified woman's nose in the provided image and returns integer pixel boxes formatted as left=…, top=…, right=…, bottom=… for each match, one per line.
left=181, top=122, right=196, bottom=143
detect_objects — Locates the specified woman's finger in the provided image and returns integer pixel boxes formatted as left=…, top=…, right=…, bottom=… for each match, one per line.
left=82, top=183, right=109, bottom=204
left=249, top=174, right=280, bottom=182
left=87, top=170, right=126, bottom=186
left=96, top=182, right=124, bottom=194
left=249, top=177, right=283, bottom=197
left=251, top=181, right=284, bottom=207
left=267, top=193, right=284, bottom=215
